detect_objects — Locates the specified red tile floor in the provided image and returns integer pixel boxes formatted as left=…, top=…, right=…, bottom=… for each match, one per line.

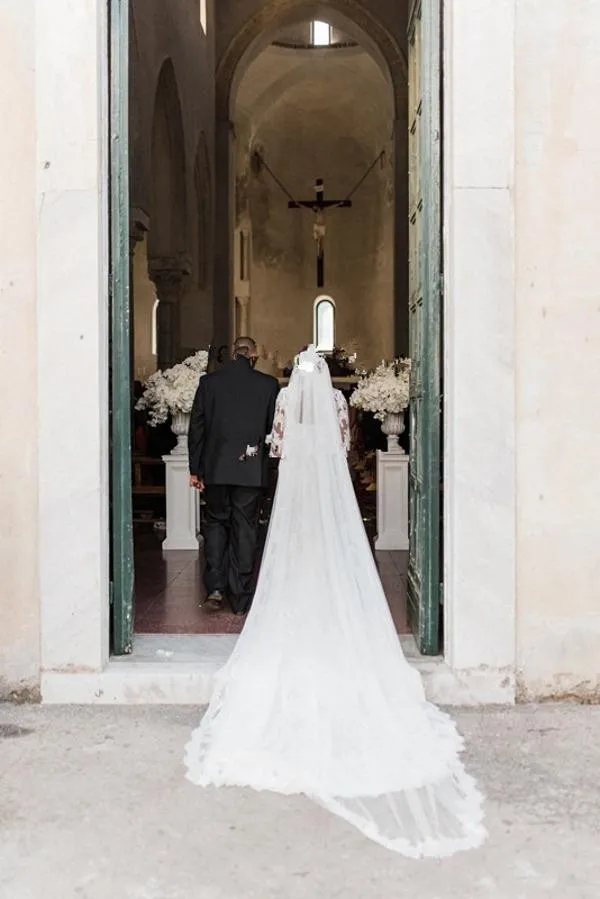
left=134, top=466, right=410, bottom=636
left=134, top=536, right=409, bottom=636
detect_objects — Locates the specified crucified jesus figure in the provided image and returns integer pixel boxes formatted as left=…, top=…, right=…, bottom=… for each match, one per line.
left=288, top=179, right=352, bottom=288
left=313, top=210, right=327, bottom=280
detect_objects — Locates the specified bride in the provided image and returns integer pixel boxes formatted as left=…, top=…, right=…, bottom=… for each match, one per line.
left=184, top=345, right=486, bottom=858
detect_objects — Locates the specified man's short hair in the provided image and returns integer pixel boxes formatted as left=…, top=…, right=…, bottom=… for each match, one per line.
left=233, top=336, right=257, bottom=359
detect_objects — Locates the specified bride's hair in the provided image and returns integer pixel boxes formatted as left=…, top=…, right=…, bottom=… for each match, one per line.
left=294, top=344, right=321, bottom=371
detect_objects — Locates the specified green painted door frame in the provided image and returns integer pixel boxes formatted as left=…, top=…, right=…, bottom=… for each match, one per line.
left=109, top=0, right=134, bottom=653
left=407, top=0, right=443, bottom=655
left=105, top=0, right=440, bottom=657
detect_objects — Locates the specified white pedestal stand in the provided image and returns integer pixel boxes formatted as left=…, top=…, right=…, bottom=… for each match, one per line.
left=162, top=453, right=203, bottom=551
left=374, top=445, right=409, bottom=552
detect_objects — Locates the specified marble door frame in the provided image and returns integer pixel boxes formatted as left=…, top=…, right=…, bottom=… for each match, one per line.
left=36, top=0, right=517, bottom=705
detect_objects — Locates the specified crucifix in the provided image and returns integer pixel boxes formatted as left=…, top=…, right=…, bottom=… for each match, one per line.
left=288, top=178, right=352, bottom=288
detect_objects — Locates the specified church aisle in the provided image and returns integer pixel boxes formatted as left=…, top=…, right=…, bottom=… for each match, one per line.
left=134, top=457, right=409, bottom=636
left=134, top=535, right=243, bottom=635
left=134, top=539, right=409, bottom=636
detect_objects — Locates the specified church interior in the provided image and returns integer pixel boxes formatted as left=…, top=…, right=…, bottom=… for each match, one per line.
left=127, top=0, right=415, bottom=641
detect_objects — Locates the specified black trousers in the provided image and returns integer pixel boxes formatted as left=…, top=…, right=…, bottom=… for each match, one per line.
left=202, top=485, right=262, bottom=612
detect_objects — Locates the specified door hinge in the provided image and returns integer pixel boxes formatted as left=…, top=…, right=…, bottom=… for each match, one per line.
left=439, top=581, right=444, bottom=605
left=109, top=580, right=114, bottom=606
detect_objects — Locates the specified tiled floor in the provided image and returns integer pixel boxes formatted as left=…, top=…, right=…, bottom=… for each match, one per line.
left=134, top=459, right=409, bottom=635
left=134, top=537, right=243, bottom=635
left=134, top=533, right=410, bottom=636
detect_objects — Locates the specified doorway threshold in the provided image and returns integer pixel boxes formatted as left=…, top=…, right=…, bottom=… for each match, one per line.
left=41, top=633, right=512, bottom=706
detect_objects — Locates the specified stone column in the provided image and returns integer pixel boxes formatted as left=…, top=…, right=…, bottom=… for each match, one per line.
left=393, top=114, right=409, bottom=356
left=129, top=210, right=149, bottom=381
left=162, top=453, right=202, bottom=552
left=375, top=451, right=409, bottom=551
left=235, top=294, right=250, bottom=337
left=36, top=0, right=110, bottom=677
left=213, top=118, right=235, bottom=348
left=149, top=257, right=191, bottom=369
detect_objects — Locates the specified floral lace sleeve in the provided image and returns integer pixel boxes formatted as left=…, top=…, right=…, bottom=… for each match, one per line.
left=334, top=390, right=351, bottom=454
left=269, top=390, right=286, bottom=458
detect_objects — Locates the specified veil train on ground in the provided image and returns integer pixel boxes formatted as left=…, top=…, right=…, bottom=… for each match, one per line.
left=184, top=346, right=486, bottom=858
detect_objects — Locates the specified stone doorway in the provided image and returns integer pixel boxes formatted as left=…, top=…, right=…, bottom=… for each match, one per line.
left=28, top=0, right=517, bottom=707
left=109, top=0, right=443, bottom=660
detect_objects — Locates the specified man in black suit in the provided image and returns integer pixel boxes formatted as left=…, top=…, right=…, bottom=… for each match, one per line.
left=188, top=336, right=279, bottom=614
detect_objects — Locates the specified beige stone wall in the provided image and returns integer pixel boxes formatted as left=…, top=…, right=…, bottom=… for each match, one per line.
left=0, top=0, right=217, bottom=694
left=515, top=1, right=600, bottom=699
left=235, top=46, right=396, bottom=368
left=0, top=3, right=39, bottom=697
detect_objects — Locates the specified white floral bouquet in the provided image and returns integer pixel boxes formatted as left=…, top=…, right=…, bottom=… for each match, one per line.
left=350, top=358, right=411, bottom=421
left=136, top=349, right=209, bottom=426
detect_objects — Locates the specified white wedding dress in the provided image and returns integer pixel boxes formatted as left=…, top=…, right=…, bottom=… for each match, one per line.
left=184, top=347, right=486, bottom=858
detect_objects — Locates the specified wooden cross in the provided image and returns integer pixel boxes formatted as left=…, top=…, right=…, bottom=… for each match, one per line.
left=288, top=178, right=352, bottom=288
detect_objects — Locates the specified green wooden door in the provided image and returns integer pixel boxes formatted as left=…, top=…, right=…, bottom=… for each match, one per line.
left=109, top=0, right=134, bottom=653
left=407, top=0, right=442, bottom=655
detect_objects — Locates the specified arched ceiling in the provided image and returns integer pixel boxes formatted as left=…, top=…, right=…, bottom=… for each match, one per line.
left=235, top=38, right=394, bottom=157
left=218, top=1, right=406, bottom=118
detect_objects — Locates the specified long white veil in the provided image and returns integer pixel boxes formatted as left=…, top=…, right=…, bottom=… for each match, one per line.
left=280, top=346, right=344, bottom=457
left=185, top=346, right=486, bottom=858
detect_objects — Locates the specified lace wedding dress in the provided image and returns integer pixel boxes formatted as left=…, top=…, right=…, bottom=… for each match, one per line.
left=184, top=347, right=486, bottom=858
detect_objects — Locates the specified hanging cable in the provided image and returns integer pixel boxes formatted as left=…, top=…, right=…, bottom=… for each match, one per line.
left=253, top=135, right=392, bottom=211
left=342, top=149, right=386, bottom=202
left=255, top=154, right=297, bottom=204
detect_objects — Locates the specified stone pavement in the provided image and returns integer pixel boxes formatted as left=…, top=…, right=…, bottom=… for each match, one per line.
left=0, top=704, right=598, bottom=899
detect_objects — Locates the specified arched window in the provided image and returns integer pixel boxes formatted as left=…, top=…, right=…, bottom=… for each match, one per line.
left=314, top=296, right=335, bottom=352
left=151, top=298, right=159, bottom=357
left=310, top=21, right=331, bottom=46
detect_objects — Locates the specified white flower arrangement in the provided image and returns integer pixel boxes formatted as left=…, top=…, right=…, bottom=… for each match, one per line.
left=350, top=358, right=411, bottom=421
left=136, top=349, right=209, bottom=426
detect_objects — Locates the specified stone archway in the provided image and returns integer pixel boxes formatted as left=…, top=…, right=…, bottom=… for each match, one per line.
left=149, top=58, right=188, bottom=259
left=216, top=1, right=406, bottom=119
left=148, top=58, right=191, bottom=369
left=212, top=0, right=408, bottom=352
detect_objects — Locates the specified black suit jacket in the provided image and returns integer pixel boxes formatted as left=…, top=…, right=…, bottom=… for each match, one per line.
left=188, top=357, right=279, bottom=487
